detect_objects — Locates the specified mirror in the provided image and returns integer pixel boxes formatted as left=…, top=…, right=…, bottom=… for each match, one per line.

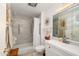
left=72, top=7, right=79, bottom=42
left=53, top=12, right=66, bottom=38
left=53, top=5, right=79, bottom=43
left=53, top=14, right=59, bottom=37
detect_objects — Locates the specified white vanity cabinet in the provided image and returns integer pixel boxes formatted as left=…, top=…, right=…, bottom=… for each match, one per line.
left=45, top=42, right=75, bottom=56
left=45, top=43, right=61, bottom=56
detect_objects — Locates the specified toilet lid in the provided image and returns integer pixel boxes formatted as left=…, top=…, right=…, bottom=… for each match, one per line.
left=35, top=45, right=45, bottom=50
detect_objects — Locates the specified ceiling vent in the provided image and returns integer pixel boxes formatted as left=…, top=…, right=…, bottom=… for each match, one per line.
left=28, top=3, right=38, bottom=7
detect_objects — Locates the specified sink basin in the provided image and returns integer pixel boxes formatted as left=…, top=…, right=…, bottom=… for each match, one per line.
left=63, top=40, right=70, bottom=44
left=63, top=40, right=79, bottom=47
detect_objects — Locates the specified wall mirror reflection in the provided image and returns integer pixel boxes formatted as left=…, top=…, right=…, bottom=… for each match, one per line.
left=53, top=4, right=79, bottom=45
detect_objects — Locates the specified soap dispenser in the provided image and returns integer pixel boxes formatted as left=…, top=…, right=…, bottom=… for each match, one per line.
left=45, top=31, right=50, bottom=40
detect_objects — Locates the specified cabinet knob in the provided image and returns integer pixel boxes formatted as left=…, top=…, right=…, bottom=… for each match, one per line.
left=49, top=46, right=50, bottom=48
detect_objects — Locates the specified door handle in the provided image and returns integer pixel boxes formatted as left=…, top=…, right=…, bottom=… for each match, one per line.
left=18, top=24, right=20, bottom=35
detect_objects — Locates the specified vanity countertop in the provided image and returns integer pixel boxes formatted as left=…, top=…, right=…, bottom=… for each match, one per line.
left=45, top=37, right=79, bottom=56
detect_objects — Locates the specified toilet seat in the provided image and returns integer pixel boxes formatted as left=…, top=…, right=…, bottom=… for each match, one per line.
left=35, top=45, right=45, bottom=52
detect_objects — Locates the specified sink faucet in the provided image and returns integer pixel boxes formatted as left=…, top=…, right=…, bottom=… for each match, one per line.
left=62, top=34, right=70, bottom=44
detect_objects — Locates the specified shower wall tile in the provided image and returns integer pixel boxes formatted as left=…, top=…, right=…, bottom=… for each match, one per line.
left=12, top=16, right=33, bottom=46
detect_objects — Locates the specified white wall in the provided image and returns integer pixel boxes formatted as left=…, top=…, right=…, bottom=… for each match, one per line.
left=41, top=11, right=52, bottom=45
left=46, top=4, right=73, bottom=17
left=0, top=4, right=6, bottom=56
left=41, top=12, right=45, bottom=45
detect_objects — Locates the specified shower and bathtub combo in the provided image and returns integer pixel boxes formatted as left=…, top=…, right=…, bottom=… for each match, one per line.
left=5, top=3, right=45, bottom=56
left=11, top=16, right=44, bottom=56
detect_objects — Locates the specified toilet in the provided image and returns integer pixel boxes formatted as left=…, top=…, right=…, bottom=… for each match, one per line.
left=35, top=45, right=45, bottom=52
left=35, top=45, right=45, bottom=55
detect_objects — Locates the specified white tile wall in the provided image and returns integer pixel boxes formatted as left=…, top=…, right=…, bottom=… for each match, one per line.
left=12, top=16, right=33, bottom=46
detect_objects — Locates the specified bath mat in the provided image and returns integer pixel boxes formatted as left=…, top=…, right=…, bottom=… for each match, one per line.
left=7, top=48, right=19, bottom=56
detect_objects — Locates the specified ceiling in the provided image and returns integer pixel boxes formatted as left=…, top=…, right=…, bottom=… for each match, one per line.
left=11, top=3, right=67, bottom=18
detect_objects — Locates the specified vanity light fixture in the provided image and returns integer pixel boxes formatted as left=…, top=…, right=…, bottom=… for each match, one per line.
left=28, top=3, right=38, bottom=7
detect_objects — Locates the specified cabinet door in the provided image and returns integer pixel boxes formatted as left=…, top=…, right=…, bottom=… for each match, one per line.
left=52, top=46, right=73, bottom=56
left=49, top=45, right=62, bottom=56
left=45, top=43, right=74, bottom=56
left=45, top=43, right=50, bottom=55
left=45, top=43, right=61, bottom=56
left=45, top=43, right=54, bottom=56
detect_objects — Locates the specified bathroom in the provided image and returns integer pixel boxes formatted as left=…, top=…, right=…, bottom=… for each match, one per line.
left=0, top=3, right=79, bottom=56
